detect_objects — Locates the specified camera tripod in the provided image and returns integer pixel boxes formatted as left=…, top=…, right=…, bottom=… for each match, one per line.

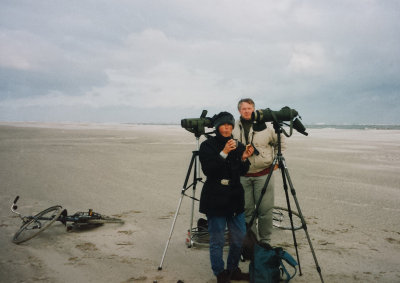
left=158, top=135, right=204, bottom=270
left=253, top=121, right=324, bottom=283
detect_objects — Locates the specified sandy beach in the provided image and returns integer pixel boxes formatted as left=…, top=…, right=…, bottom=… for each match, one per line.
left=0, top=122, right=399, bottom=283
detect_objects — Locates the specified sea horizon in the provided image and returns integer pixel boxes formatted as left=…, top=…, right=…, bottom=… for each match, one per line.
left=1, top=121, right=400, bottom=130
left=129, top=122, right=400, bottom=130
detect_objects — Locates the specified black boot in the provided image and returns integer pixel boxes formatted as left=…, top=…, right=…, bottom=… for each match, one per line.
left=230, top=267, right=250, bottom=281
left=217, top=270, right=231, bottom=283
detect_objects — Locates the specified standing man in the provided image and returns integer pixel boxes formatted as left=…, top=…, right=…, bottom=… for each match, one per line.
left=199, top=111, right=254, bottom=283
left=232, top=98, right=285, bottom=246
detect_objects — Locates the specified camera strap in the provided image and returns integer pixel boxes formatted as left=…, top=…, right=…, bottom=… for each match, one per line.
left=270, top=109, right=296, bottom=138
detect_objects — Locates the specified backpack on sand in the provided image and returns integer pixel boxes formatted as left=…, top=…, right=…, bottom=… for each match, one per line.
left=249, top=243, right=298, bottom=283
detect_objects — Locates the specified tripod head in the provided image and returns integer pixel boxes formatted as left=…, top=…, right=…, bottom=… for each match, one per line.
left=271, top=119, right=308, bottom=157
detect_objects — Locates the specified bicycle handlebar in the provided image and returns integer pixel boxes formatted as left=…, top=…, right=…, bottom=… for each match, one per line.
left=11, top=196, right=22, bottom=218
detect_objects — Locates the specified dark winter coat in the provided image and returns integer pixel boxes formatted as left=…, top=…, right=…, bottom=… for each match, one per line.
left=199, top=133, right=250, bottom=216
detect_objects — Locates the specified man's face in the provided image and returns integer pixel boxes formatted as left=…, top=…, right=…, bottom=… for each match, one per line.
left=218, top=124, right=233, bottom=137
left=239, top=102, right=254, bottom=120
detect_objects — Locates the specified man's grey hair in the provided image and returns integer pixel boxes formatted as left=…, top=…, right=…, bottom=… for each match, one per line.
left=237, top=98, right=255, bottom=110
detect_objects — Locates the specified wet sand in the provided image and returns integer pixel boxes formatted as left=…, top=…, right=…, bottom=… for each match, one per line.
left=0, top=122, right=399, bottom=283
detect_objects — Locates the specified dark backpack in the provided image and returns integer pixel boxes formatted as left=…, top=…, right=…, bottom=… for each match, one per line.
left=249, top=243, right=298, bottom=283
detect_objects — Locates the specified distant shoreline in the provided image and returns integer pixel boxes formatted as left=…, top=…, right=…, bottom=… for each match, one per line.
left=1, top=121, right=399, bottom=130
left=122, top=122, right=400, bottom=130
left=305, top=124, right=400, bottom=130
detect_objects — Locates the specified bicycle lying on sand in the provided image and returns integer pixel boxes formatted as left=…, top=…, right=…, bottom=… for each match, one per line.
left=188, top=206, right=303, bottom=247
left=10, top=196, right=124, bottom=244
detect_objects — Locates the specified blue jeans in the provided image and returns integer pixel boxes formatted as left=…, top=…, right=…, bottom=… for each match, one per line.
left=207, top=213, right=246, bottom=276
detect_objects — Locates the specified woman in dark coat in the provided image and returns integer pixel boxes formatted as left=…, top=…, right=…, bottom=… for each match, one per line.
left=199, top=111, right=254, bottom=283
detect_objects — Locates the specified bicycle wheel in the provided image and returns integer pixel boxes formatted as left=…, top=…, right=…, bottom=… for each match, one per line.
left=13, top=205, right=63, bottom=244
left=273, top=206, right=304, bottom=231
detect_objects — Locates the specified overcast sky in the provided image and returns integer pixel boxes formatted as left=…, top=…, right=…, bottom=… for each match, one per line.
left=1, top=1, right=399, bottom=124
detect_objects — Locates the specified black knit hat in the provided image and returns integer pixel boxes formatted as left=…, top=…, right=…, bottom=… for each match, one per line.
left=213, top=111, right=235, bottom=130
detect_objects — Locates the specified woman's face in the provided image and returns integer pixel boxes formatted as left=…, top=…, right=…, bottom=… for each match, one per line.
left=218, top=123, right=233, bottom=137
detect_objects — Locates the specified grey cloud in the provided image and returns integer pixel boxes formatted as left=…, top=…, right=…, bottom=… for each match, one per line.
left=0, top=1, right=399, bottom=124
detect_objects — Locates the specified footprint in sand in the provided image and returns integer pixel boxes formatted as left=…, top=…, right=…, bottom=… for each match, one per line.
left=116, top=242, right=134, bottom=246
left=121, top=276, right=147, bottom=282
left=121, top=275, right=163, bottom=283
left=158, top=211, right=175, bottom=219
left=320, top=224, right=353, bottom=235
left=320, top=228, right=335, bottom=235
left=383, top=229, right=400, bottom=235
left=66, top=257, right=82, bottom=265
left=75, top=242, right=98, bottom=251
left=318, top=240, right=334, bottom=246
left=385, top=237, right=400, bottom=245
left=118, top=230, right=135, bottom=235
left=113, top=210, right=142, bottom=218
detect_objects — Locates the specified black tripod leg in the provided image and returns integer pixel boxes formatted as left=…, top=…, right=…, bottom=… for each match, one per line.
left=281, top=157, right=325, bottom=283
left=278, top=156, right=303, bottom=276
left=188, top=151, right=200, bottom=248
left=183, top=151, right=197, bottom=190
